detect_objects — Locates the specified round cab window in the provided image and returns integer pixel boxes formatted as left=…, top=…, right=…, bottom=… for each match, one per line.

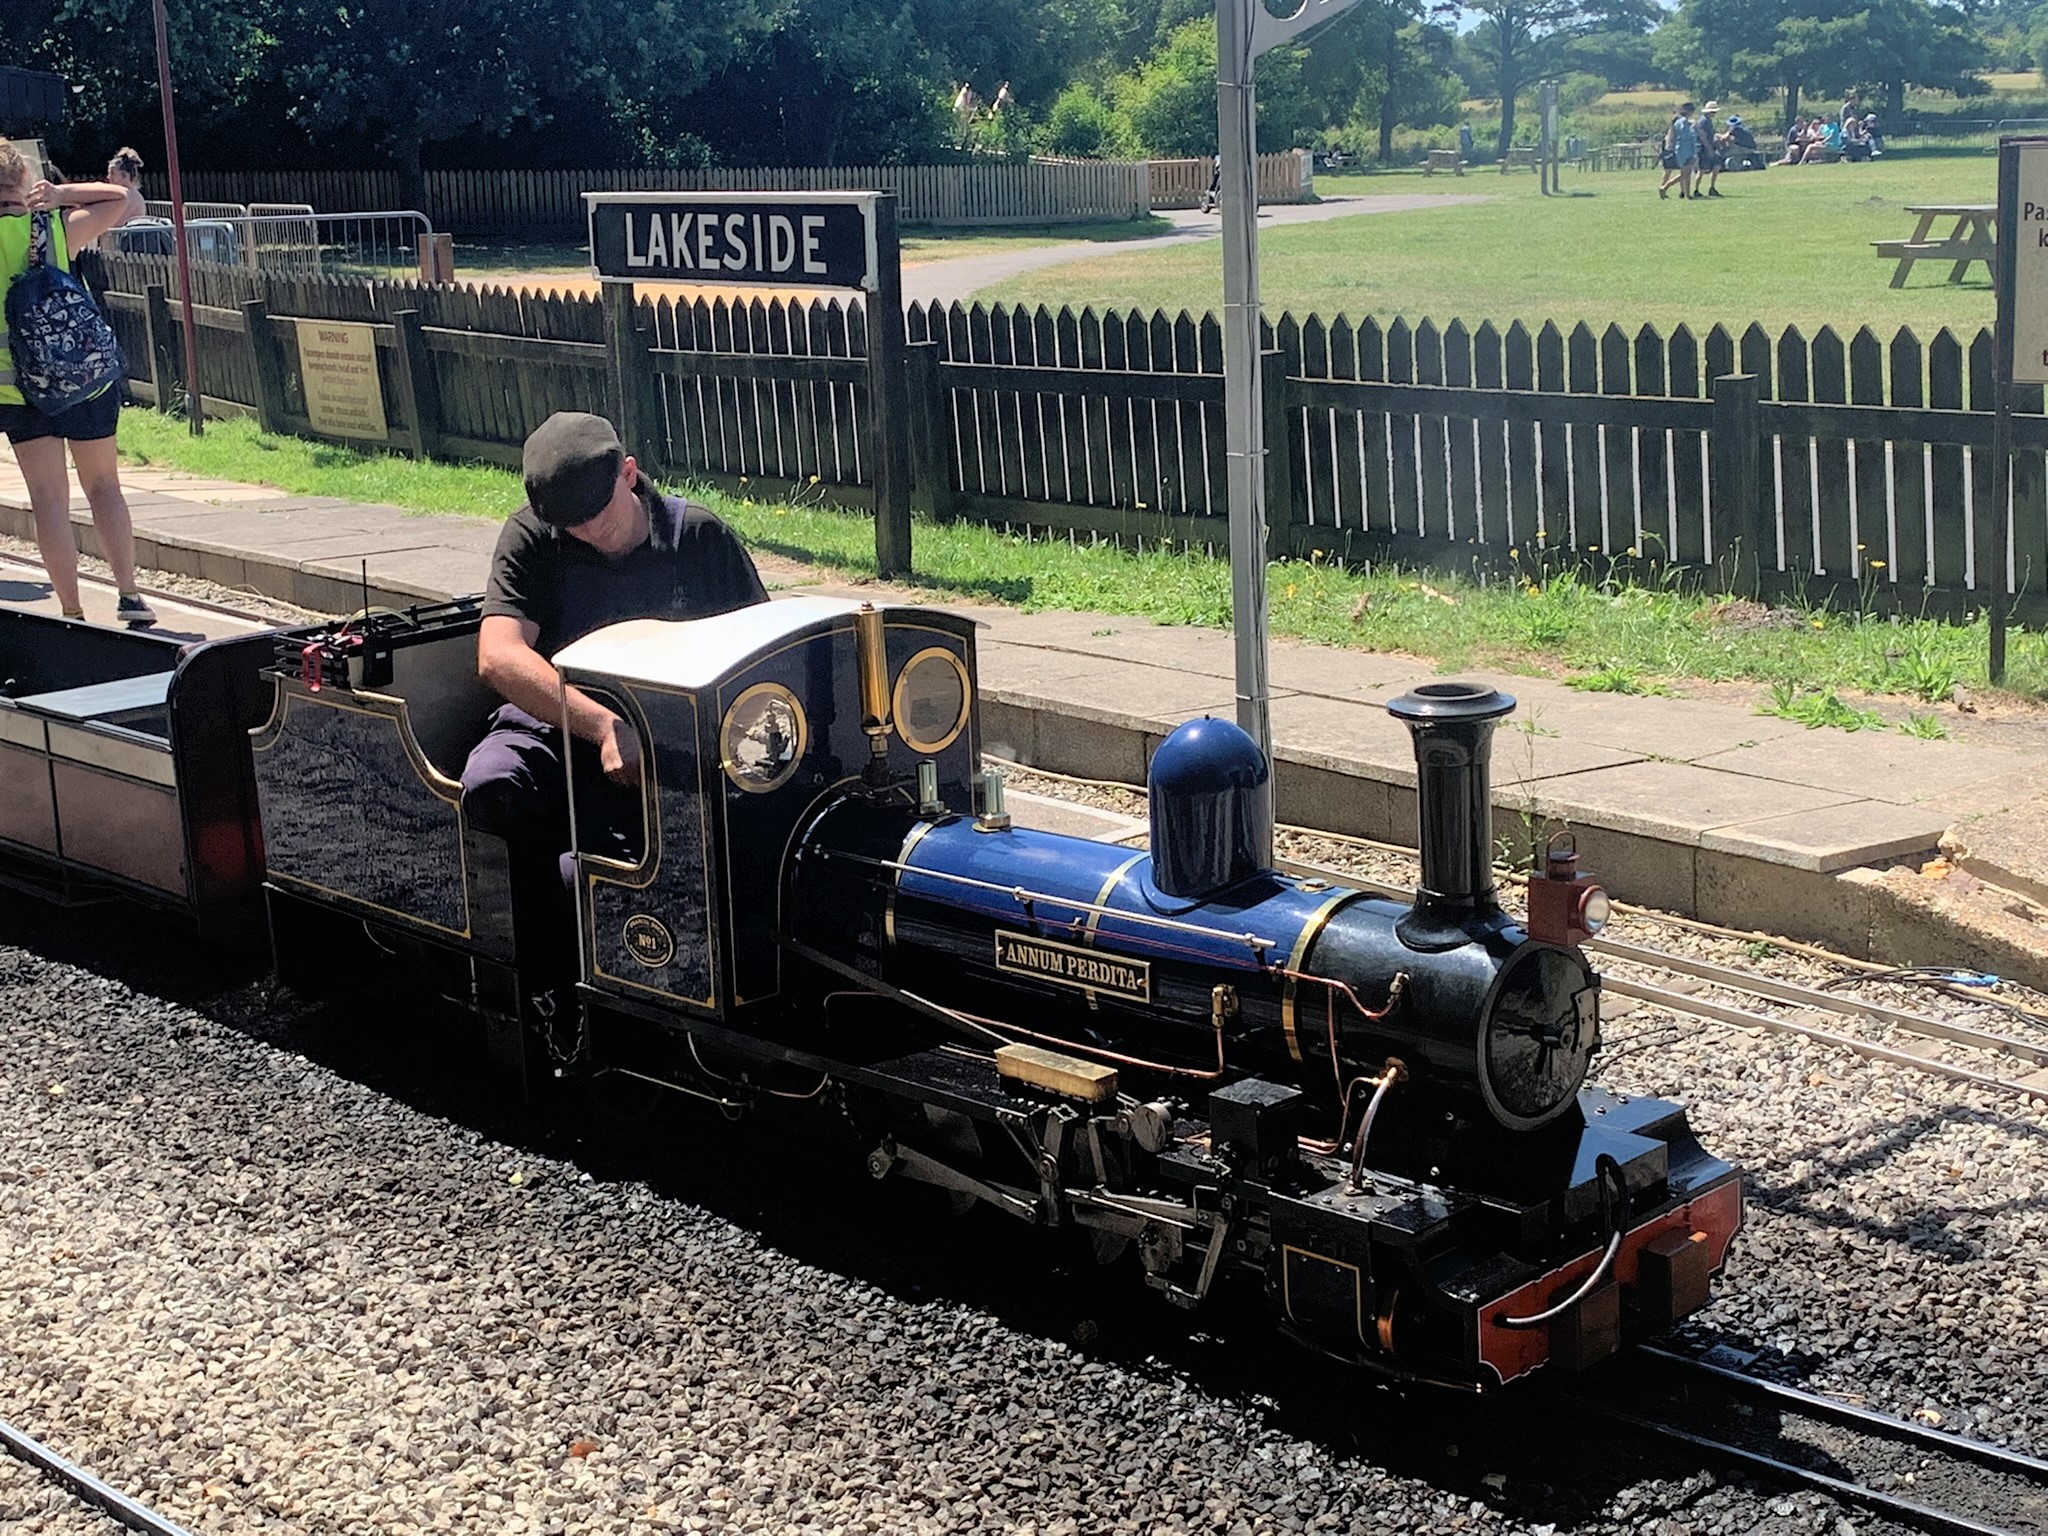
left=893, top=647, right=971, bottom=754
left=721, top=683, right=807, bottom=793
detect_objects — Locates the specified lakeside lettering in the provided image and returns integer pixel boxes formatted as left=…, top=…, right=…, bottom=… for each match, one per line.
left=623, top=210, right=828, bottom=275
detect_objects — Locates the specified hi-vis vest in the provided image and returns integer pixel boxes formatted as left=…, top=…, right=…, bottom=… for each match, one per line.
left=0, top=211, right=75, bottom=406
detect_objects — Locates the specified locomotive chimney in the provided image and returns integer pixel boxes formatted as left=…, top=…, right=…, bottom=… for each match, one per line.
left=1385, top=683, right=1515, bottom=946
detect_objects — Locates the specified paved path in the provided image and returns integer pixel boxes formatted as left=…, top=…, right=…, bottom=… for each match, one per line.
left=3, top=453, right=2045, bottom=983
left=488, top=195, right=1490, bottom=309
left=900, top=194, right=1491, bottom=306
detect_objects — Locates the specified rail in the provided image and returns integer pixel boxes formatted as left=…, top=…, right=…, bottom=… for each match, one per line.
left=1582, top=1345, right=2048, bottom=1536
left=1, top=1412, right=200, bottom=1536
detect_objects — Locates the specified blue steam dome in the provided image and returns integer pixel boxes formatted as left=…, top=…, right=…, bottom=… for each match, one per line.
left=1148, top=716, right=1271, bottom=899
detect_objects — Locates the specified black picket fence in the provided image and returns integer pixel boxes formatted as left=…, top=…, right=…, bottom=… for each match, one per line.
left=93, top=252, right=2048, bottom=622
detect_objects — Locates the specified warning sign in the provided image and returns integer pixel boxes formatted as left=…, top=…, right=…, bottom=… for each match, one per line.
left=294, top=320, right=389, bottom=440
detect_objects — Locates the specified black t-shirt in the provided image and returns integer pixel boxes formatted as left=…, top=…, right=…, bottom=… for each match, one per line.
left=482, top=485, right=769, bottom=658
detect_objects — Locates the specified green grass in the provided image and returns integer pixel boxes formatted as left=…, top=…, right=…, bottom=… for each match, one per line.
left=978, top=148, right=2000, bottom=336
left=112, top=408, right=2048, bottom=705
left=1759, top=681, right=1890, bottom=731
left=118, top=410, right=520, bottom=519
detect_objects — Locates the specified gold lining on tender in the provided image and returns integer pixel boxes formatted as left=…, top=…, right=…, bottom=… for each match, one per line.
left=251, top=684, right=474, bottom=938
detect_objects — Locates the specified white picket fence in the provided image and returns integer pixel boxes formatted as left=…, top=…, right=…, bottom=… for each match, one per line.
left=1145, top=150, right=1316, bottom=209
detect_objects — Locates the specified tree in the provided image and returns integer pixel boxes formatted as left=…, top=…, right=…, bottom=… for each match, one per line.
left=1657, top=0, right=1983, bottom=126
left=271, top=0, right=778, bottom=197
left=1357, top=18, right=1462, bottom=162
left=1463, top=0, right=1658, bottom=156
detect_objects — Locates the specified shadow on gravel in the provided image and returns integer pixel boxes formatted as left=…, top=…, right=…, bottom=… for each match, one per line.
left=0, top=892, right=1748, bottom=1532
left=1741, top=1111, right=2048, bottom=1260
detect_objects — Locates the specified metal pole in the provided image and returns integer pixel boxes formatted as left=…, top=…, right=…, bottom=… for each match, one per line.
left=151, top=0, right=203, bottom=435
left=1989, top=139, right=2022, bottom=684
left=1216, top=0, right=1274, bottom=861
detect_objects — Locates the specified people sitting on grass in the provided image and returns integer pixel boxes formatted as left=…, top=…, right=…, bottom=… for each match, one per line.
left=1843, top=115, right=1872, bottom=162
left=1780, top=118, right=1810, bottom=165
left=1725, top=116, right=1764, bottom=171
left=1863, top=113, right=1885, bottom=157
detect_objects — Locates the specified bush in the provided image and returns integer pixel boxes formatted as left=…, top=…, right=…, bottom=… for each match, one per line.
left=1036, top=82, right=1133, bottom=159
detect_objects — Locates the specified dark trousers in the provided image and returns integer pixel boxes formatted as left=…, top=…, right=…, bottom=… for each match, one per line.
left=460, top=703, right=638, bottom=983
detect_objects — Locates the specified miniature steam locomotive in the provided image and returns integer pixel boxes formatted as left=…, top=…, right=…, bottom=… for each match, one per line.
left=0, top=593, right=1740, bottom=1389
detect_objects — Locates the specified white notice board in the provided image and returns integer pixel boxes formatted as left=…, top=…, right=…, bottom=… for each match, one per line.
left=2011, top=142, right=2048, bottom=385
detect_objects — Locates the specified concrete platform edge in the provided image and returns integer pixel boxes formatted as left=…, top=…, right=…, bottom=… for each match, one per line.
left=12, top=497, right=2034, bottom=986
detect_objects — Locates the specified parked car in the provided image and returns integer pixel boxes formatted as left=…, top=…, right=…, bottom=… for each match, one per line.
left=108, top=217, right=244, bottom=266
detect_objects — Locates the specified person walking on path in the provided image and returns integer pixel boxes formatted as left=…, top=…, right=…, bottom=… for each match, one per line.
left=0, top=138, right=152, bottom=625
left=1695, top=101, right=1725, bottom=197
left=1659, top=101, right=1700, bottom=199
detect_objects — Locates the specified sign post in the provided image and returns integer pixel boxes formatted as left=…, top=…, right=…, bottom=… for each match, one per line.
left=1216, top=0, right=1366, bottom=866
left=1541, top=80, right=1561, bottom=196
left=583, top=191, right=913, bottom=578
left=1991, top=137, right=2048, bottom=683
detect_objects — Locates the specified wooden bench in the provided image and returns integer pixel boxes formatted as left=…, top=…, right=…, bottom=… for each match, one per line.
left=1504, top=146, right=1537, bottom=172
left=1875, top=205, right=1995, bottom=288
left=1423, top=149, right=1465, bottom=176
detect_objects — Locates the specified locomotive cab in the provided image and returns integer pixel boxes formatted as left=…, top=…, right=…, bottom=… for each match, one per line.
left=551, top=596, right=980, bottom=1021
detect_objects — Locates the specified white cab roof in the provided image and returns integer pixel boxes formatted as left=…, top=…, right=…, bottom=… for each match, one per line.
left=552, top=594, right=868, bottom=692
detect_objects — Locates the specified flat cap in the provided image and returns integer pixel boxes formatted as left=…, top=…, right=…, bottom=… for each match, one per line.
left=523, top=411, right=624, bottom=528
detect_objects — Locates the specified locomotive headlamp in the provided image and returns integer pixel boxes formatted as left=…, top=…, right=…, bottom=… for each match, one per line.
left=1527, top=833, right=1606, bottom=949
left=1577, top=885, right=1612, bottom=935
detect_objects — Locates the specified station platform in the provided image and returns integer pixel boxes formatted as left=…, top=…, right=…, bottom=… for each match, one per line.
left=4, top=455, right=2046, bottom=987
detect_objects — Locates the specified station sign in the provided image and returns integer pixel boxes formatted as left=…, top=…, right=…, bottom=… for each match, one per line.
left=584, top=192, right=880, bottom=292
left=2007, top=141, right=2048, bottom=385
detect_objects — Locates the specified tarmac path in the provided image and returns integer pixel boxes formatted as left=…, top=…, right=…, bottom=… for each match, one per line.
left=489, top=193, right=1491, bottom=310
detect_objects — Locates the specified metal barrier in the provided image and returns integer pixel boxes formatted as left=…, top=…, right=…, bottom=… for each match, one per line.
left=307, top=209, right=433, bottom=280
left=143, top=199, right=248, bottom=222
left=119, top=208, right=434, bottom=280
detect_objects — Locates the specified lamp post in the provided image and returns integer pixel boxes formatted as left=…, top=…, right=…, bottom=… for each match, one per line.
left=1215, top=0, right=1363, bottom=862
left=150, top=0, right=203, bottom=435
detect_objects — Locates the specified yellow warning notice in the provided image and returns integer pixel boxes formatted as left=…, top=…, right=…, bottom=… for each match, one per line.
left=294, top=320, right=389, bottom=440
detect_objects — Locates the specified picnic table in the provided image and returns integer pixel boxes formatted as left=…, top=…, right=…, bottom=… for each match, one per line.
left=1874, top=204, right=1996, bottom=289
left=1423, top=148, right=1465, bottom=176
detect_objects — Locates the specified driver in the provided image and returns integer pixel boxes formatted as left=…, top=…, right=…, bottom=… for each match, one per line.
left=461, top=411, right=767, bottom=981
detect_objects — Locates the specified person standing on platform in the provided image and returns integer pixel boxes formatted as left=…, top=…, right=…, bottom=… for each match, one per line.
left=0, top=138, right=152, bottom=625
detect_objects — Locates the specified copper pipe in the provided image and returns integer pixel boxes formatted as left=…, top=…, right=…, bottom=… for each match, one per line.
left=907, top=990, right=1230, bottom=1083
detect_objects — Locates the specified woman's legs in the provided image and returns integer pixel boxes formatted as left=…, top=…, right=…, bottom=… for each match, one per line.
left=14, top=435, right=84, bottom=616
left=67, top=435, right=142, bottom=598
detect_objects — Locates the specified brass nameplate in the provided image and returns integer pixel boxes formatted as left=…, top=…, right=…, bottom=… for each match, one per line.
left=993, top=930, right=1150, bottom=1002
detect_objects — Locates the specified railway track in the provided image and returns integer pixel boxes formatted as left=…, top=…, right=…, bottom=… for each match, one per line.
left=0, top=1414, right=197, bottom=1536
left=1585, top=1346, right=2048, bottom=1536
left=1267, top=852, right=2048, bottom=1103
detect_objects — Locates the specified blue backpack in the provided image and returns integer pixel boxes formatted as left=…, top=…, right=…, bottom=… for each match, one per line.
left=5, top=211, right=123, bottom=414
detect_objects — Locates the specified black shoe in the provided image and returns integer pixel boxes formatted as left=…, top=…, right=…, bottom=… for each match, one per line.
left=116, top=592, right=157, bottom=628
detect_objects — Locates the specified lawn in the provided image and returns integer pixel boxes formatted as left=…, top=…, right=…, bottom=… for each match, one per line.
left=977, top=147, right=2000, bottom=338
left=113, top=409, right=2048, bottom=706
